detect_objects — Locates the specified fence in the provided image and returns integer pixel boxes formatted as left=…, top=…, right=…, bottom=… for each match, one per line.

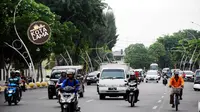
left=0, top=68, right=49, bottom=82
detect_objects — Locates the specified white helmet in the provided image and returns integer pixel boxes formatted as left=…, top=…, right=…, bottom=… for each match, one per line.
left=67, top=69, right=75, bottom=75
left=15, top=70, right=20, bottom=74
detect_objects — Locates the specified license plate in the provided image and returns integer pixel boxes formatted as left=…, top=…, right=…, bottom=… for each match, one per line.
left=108, top=87, right=117, bottom=90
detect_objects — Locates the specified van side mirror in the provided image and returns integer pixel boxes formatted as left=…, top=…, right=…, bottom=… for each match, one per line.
left=97, top=73, right=100, bottom=78
left=46, top=75, right=50, bottom=78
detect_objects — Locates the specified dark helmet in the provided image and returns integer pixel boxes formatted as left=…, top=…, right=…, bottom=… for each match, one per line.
left=61, top=71, right=67, bottom=77
left=10, top=71, right=15, bottom=77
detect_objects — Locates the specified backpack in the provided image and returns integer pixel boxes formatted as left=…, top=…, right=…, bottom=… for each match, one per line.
left=66, top=79, right=77, bottom=86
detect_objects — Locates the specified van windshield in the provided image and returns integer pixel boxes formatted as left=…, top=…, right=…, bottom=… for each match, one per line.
left=101, top=69, right=125, bottom=79
left=195, top=71, right=200, bottom=77
left=50, top=72, right=61, bottom=79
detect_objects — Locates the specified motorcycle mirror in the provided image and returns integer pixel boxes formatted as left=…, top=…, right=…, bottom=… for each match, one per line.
left=46, top=75, right=50, bottom=78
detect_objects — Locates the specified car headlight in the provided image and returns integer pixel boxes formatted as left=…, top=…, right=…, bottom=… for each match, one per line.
left=99, top=84, right=107, bottom=87
left=87, top=77, right=90, bottom=80
left=48, top=81, right=55, bottom=85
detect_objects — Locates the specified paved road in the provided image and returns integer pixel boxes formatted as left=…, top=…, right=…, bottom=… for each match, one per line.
left=0, top=81, right=199, bottom=112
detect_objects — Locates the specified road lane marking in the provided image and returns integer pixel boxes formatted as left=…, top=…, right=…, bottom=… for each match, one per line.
left=158, top=100, right=161, bottom=103
left=86, top=99, right=94, bottom=103
left=152, top=106, right=157, bottom=109
left=161, top=96, right=164, bottom=98
left=198, top=101, right=200, bottom=112
left=164, top=93, right=166, bottom=94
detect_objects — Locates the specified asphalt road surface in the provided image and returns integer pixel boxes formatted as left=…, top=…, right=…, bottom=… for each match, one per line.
left=0, top=81, right=199, bottom=112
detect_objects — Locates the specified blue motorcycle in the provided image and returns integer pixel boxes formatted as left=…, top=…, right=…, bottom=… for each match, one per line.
left=6, top=83, right=20, bottom=106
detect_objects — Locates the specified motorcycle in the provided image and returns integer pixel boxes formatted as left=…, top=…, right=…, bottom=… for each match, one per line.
left=163, top=76, right=168, bottom=86
left=6, top=83, right=20, bottom=106
left=127, top=82, right=138, bottom=107
left=60, top=86, right=81, bottom=112
left=21, top=79, right=26, bottom=92
left=56, top=83, right=63, bottom=103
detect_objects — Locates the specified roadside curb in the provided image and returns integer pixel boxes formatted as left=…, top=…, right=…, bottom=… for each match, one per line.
left=0, top=82, right=48, bottom=93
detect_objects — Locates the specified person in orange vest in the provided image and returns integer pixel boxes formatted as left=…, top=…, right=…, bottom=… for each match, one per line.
left=169, top=71, right=184, bottom=108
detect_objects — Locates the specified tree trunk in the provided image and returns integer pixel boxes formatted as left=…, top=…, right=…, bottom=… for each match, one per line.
left=40, top=61, right=43, bottom=82
left=36, top=63, right=40, bottom=82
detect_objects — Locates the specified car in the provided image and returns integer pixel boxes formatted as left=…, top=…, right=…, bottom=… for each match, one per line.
left=86, top=71, right=100, bottom=85
left=162, top=68, right=170, bottom=75
left=47, top=65, right=85, bottom=99
left=183, top=71, right=194, bottom=82
left=47, top=70, right=65, bottom=99
left=145, top=70, right=160, bottom=83
left=193, top=69, right=200, bottom=91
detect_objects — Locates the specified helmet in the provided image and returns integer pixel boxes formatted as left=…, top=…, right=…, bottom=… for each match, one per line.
left=67, top=69, right=75, bottom=75
left=174, top=71, right=179, bottom=75
left=61, top=71, right=67, bottom=77
left=15, top=70, right=20, bottom=74
left=10, top=71, right=15, bottom=77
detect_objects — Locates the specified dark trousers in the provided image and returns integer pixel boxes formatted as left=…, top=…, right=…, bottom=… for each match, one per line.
left=126, top=89, right=139, bottom=101
left=170, top=88, right=183, bottom=104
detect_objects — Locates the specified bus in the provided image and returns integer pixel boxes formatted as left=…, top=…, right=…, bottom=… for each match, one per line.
left=150, top=63, right=158, bottom=70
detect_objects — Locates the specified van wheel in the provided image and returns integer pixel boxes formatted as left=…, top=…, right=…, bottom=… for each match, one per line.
left=99, top=95, right=105, bottom=100
left=157, top=81, right=159, bottom=83
left=146, top=81, right=148, bottom=83
left=48, top=93, right=53, bottom=99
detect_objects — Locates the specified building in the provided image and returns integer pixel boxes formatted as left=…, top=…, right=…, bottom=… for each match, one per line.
left=112, top=50, right=125, bottom=62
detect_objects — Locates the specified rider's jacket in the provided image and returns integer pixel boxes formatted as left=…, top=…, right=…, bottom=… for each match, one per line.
left=57, top=77, right=66, bottom=84
left=169, top=76, right=184, bottom=87
left=128, top=76, right=138, bottom=83
left=8, top=77, right=20, bottom=86
left=61, top=78, right=79, bottom=93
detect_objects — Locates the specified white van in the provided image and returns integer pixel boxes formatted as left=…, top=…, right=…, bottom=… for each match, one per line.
left=97, top=63, right=129, bottom=100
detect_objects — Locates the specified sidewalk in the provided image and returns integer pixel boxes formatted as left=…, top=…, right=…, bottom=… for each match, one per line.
left=0, top=81, right=6, bottom=93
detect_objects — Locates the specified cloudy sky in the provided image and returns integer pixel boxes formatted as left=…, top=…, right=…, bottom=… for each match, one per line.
left=104, top=0, right=200, bottom=51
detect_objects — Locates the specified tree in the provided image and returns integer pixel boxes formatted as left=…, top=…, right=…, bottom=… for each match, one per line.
left=124, top=43, right=151, bottom=69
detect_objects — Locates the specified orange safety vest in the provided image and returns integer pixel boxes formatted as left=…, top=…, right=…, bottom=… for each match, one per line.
left=169, top=76, right=184, bottom=87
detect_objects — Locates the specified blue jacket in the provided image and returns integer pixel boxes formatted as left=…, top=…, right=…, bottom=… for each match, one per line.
left=57, top=77, right=66, bottom=84
left=61, top=79, right=79, bottom=93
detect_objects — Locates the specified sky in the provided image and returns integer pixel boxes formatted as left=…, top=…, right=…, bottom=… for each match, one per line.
left=104, top=0, right=200, bottom=51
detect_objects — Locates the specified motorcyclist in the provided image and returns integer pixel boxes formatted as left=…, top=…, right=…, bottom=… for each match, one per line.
left=4, top=71, right=20, bottom=102
left=15, top=70, right=22, bottom=98
left=61, top=69, right=80, bottom=111
left=57, top=71, right=67, bottom=84
left=169, top=71, right=184, bottom=108
left=125, top=73, right=139, bottom=101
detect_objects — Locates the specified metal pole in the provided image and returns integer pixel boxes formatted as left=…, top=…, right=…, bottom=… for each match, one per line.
left=189, top=45, right=197, bottom=70
left=60, top=54, right=69, bottom=65
left=4, top=42, right=29, bottom=67
left=192, top=52, right=200, bottom=70
left=65, top=49, right=73, bottom=65
left=180, top=54, right=185, bottom=70
left=95, top=43, right=103, bottom=63
left=183, top=56, right=188, bottom=70
left=85, top=51, right=93, bottom=72
left=14, top=0, right=36, bottom=81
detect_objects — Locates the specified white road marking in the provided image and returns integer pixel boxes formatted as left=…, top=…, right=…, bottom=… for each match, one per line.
left=198, top=101, right=200, bottom=112
left=152, top=106, right=157, bottom=109
left=164, top=93, right=166, bottom=94
left=158, top=100, right=161, bottom=103
left=86, top=99, right=94, bottom=103
left=161, top=96, right=164, bottom=98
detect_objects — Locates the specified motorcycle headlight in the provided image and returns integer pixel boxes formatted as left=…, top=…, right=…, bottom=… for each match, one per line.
left=48, top=81, right=55, bottom=85
left=8, top=90, right=13, bottom=93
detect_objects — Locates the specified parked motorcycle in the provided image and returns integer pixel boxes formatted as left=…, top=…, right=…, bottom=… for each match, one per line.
left=60, top=86, right=80, bottom=112
left=127, top=82, right=138, bottom=107
left=163, top=76, right=168, bottom=86
left=6, top=83, right=20, bottom=106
